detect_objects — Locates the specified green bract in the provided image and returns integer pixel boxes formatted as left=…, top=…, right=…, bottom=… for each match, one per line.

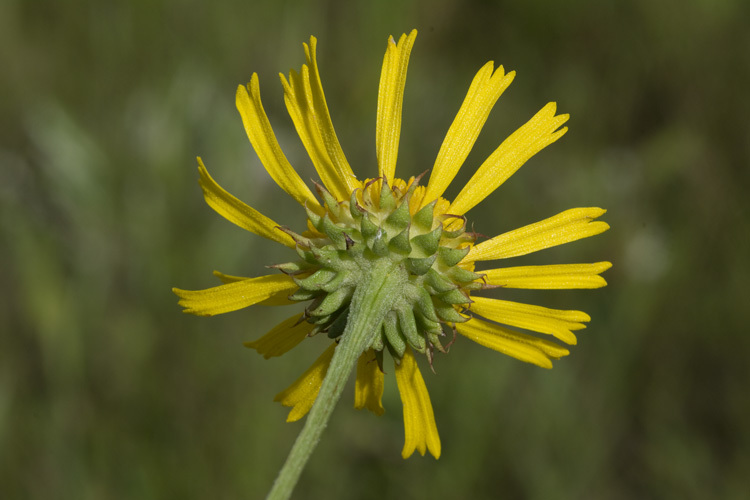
left=276, top=178, right=481, bottom=366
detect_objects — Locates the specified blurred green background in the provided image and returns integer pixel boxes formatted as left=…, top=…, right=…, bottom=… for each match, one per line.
left=2, top=0, right=749, bottom=498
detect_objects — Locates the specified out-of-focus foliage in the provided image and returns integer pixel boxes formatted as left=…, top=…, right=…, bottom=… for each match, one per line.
left=2, top=0, right=749, bottom=498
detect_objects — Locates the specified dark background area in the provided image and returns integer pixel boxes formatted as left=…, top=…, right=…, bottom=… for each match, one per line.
left=2, top=0, right=749, bottom=498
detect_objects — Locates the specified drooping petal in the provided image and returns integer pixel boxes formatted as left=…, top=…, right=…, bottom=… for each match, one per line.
left=448, top=102, right=569, bottom=215
left=274, top=343, right=337, bottom=422
left=235, top=75, right=319, bottom=208
left=173, top=274, right=298, bottom=317
left=482, top=262, right=612, bottom=289
left=244, top=312, right=313, bottom=358
left=354, top=349, right=385, bottom=416
left=395, top=347, right=441, bottom=459
left=421, top=63, right=515, bottom=207
left=376, top=30, right=417, bottom=183
left=212, top=270, right=296, bottom=305
left=465, top=208, right=609, bottom=262
left=197, top=159, right=295, bottom=247
left=470, top=296, right=589, bottom=345
left=456, top=317, right=569, bottom=369
left=279, top=37, right=360, bottom=201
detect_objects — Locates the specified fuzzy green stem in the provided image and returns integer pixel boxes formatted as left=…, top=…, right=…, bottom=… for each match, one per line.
left=266, top=258, right=406, bottom=500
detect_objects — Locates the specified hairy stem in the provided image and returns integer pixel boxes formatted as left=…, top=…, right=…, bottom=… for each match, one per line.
left=266, top=258, right=406, bottom=500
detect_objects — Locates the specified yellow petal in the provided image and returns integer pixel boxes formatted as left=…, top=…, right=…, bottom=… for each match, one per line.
left=482, top=262, right=612, bottom=289
left=172, top=274, right=298, bottom=317
left=395, top=347, right=441, bottom=459
left=456, top=317, right=569, bottom=369
left=235, top=75, right=319, bottom=208
left=212, top=270, right=296, bottom=305
left=465, top=207, right=609, bottom=262
left=470, top=296, right=589, bottom=345
left=354, top=349, right=385, bottom=416
left=280, top=69, right=348, bottom=200
left=279, top=38, right=360, bottom=201
left=303, top=37, right=360, bottom=194
left=274, top=343, right=337, bottom=422
left=421, top=63, right=515, bottom=207
left=197, top=158, right=295, bottom=247
left=244, top=313, right=313, bottom=358
left=376, top=30, right=417, bottom=183
left=448, top=102, right=569, bottom=215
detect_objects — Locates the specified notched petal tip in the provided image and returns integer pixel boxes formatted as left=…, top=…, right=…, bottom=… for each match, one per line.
left=173, top=287, right=204, bottom=315
left=538, top=359, right=554, bottom=370
left=585, top=207, right=607, bottom=220
left=236, top=74, right=258, bottom=101
left=552, top=126, right=569, bottom=140
left=478, top=59, right=495, bottom=77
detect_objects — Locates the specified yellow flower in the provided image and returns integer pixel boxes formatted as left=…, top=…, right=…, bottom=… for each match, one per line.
left=174, top=30, right=610, bottom=460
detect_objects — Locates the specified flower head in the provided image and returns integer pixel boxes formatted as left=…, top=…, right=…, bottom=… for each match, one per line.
left=174, top=30, right=610, bottom=460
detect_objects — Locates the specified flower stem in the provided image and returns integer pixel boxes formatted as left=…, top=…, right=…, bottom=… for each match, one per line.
left=266, top=258, right=406, bottom=500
